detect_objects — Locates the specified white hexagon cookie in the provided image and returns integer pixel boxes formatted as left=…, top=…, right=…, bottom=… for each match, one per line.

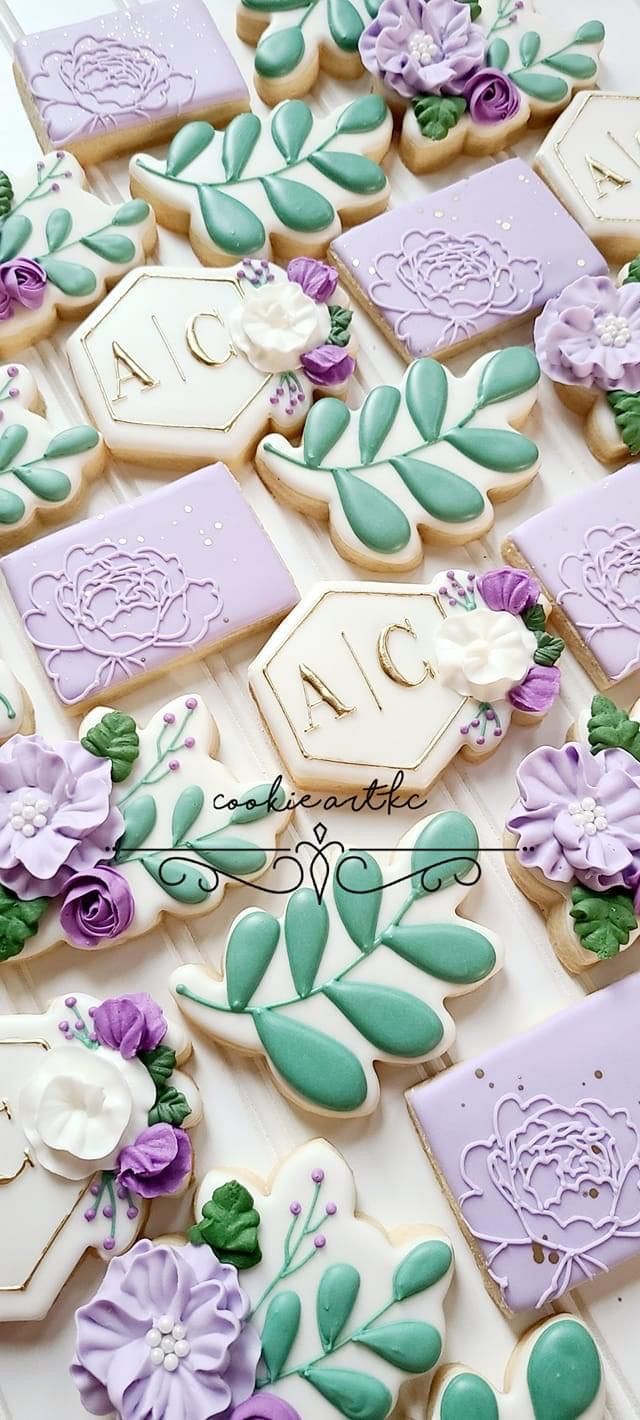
left=536, top=92, right=640, bottom=262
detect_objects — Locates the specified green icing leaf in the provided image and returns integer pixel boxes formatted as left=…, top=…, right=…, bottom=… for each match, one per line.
left=356, top=1319, right=442, bottom=1373
left=198, top=185, right=266, bottom=256
left=333, top=850, right=383, bottom=951
left=574, top=20, right=605, bottom=44
left=256, top=25, right=306, bottom=79
left=327, top=0, right=364, bottom=49
left=284, top=888, right=329, bottom=997
left=527, top=1318, right=602, bottom=1420
left=382, top=922, right=496, bottom=985
left=45, top=208, right=72, bottom=252
left=80, top=231, right=135, bottom=263
left=358, top=386, right=401, bottom=463
left=309, top=150, right=386, bottom=195
left=519, top=30, right=541, bottom=65
left=13, top=463, right=71, bottom=501
left=222, top=113, right=261, bottom=181
left=254, top=1011, right=368, bottom=1112
left=522, top=602, right=546, bottom=635
left=142, top=855, right=212, bottom=904
left=607, top=389, right=640, bottom=456
left=226, top=910, right=280, bottom=1010
left=333, top=467, right=412, bottom=552
left=166, top=122, right=215, bottom=177
left=336, top=95, right=388, bottom=133
left=570, top=885, right=637, bottom=960
left=510, top=69, right=568, bottom=102
left=0, top=424, right=28, bottom=470
left=303, top=399, right=351, bottom=466
left=324, top=980, right=444, bottom=1056
left=148, top=1083, right=191, bottom=1127
left=486, top=37, right=509, bottom=69
left=588, top=694, right=640, bottom=760
left=406, top=359, right=448, bottom=442
left=190, top=834, right=267, bottom=877
left=113, top=200, right=150, bottom=226
left=444, top=427, right=538, bottom=472
left=172, top=786, right=205, bottom=844
left=44, top=426, right=100, bottom=458
left=81, top=710, right=139, bottom=782
left=441, top=1374, right=500, bottom=1420
left=410, top=811, right=479, bottom=894
left=230, top=782, right=286, bottom=823
left=139, top=1044, right=177, bottom=1087
left=317, top=1263, right=361, bottom=1350
left=533, top=631, right=564, bottom=666
left=189, top=1179, right=262, bottom=1268
left=543, top=51, right=597, bottom=79
left=271, top=100, right=313, bottom=163
left=118, top=795, right=156, bottom=852
left=39, top=256, right=97, bottom=296
left=328, top=304, right=353, bottom=347
left=393, top=1239, right=453, bottom=1300
left=0, top=214, right=32, bottom=261
left=412, top=95, right=467, bottom=141
left=0, top=171, right=13, bottom=220
left=260, top=1291, right=301, bottom=1378
left=306, top=1367, right=392, bottom=1420
left=0, top=489, right=25, bottom=524
left=476, top=348, right=540, bottom=408
left=0, top=886, right=48, bottom=964
left=390, top=455, right=485, bottom=523
left=460, top=0, right=481, bottom=16
left=262, top=174, right=334, bottom=231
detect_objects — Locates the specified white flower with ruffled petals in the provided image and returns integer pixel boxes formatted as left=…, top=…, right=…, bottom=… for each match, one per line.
left=20, top=1045, right=154, bottom=1181
left=228, top=279, right=330, bottom=374
left=435, top=607, right=537, bottom=701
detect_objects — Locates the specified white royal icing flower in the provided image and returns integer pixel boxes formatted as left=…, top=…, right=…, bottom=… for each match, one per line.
left=20, top=1044, right=154, bottom=1181
left=228, top=279, right=331, bottom=374
left=434, top=608, right=537, bottom=701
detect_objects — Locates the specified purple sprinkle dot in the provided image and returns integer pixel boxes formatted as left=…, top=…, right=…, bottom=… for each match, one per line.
left=127, top=1206, right=139, bottom=1220
left=84, top=1209, right=96, bottom=1222
left=448, top=598, right=457, bottom=608
left=51, top=182, right=60, bottom=192
left=116, top=1186, right=127, bottom=1200
left=88, top=1006, right=96, bottom=1017
left=438, top=586, right=447, bottom=596
left=56, top=151, right=64, bottom=159
left=89, top=1032, right=98, bottom=1043
left=7, top=366, right=18, bottom=377
left=103, top=1205, right=114, bottom=1219
left=37, top=160, right=44, bottom=170
left=471, top=719, right=480, bottom=729
left=75, top=1021, right=84, bottom=1032
left=90, top=1182, right=101, bottom=1197
left=460, top=726, right=469, bottom=736
left=297, top=392, right=305, bottom=403
left=58, top=1021, right=70, bottom=1034
left=486, top=709, right=495, bottom=721
left=64, top=170, right=72, bottom=178
left=276, top=387, right=284, bottom=397
left=269, top=395, right=278, bottom=406
left=163, top=712, right=175, bottom=724
left=267, top=272, right=275, bottom=282
left=103, top=1238, right=115, bottom=1251
left=312, top=1169, right=325, bottom=1184
left=289, top=1201, right=301, bottom=1216
left=467, top=572, right=476, bottom=583
left=261, top=259, right=269, bottom=268
left=494, top=727, right=503, bottom=738
left=446, top=570, right=456, bottom=580
left=285, top=406, right=294, bottom=416
left=65, top=996, right=77, bottom=1007
left=169, top=759, right=180, bottom=771
left=477, top=736, right=485, bottom=745
left=9, top=388, right=19, bottom=398
left=326, top=1202, right=337, bottom=1216
left=183, top=737, right=195, bottom=749
left=185, top=697, right=198, bottom=710
left=314, top=1235, right=326, bottom=1249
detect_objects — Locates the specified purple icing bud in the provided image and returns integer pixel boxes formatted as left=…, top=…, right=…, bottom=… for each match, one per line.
left=231, top=1398, right=302, bottom=1420
left=117, top=1124, right=192, bottom=1198
left=359, top=0, right=485, bottom=100
left=463, top=67, right=521, bottom=124
left=59, top=865, right=135, bottom=949
left=476, top=567, right=540, bottom=615
left=508, top=664, right=561, bottom=714
left=0, top=258, right=47, bottom=313
left=92, top=992, right=167, bottom=1058
left=300, top=345, right=356, bottom=386
left=287, top=257, right=338, bottom=303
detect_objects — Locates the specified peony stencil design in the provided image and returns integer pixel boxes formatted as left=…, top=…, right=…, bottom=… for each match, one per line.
left=558, top=524, right=640, bottom=683
left=30, top=36, right=194, bottom=139
left=370, top=229, right=543, bottom=353
left=460, top=1093, right=640, bottom=1307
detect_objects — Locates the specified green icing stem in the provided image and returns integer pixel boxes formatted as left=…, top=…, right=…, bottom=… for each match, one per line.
left=7, top=154, right=67, bottom=222
left=249, top=1175, right=333, bottom=1318
left=0, top=694, right=14, bottom=720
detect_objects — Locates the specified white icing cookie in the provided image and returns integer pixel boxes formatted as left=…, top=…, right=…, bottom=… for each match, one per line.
left=129, top=96, right=392, bottom=267
left=248, top=573, right=564, bottom=796
left=537, top=92, right=640, bottom=263
left=68, top=260, right=356, bottom=471
left=0, top=153, right=156, bottom=358
left=430, top=1316, right=605, bottom=1420
left=171, top=808, right=502, bottom=1116
left=236, top=0, right=374, bottom=104
left=0, top=693, right=292, bottom=969
left=0, top=361, right=104, bottom=540
left=255, top=349, right=541, bottom=572
left=0, top=659, right=31, bottom=741
left=0, top=992, right=200, bottom=1322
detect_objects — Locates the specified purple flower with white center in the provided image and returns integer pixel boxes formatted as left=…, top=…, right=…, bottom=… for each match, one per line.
left=507, top=741, right=640, bottom=890
left=287, top=257, right=338, bottom=304
left=359, top=0, right=485, bottom=100
left=71, top=1239, right=260, bottom=1419
left=117, top=1123, right=192, bottom=1198
left=92, top=993, right=167, bottom=1058
left=0, top=734, right=122, bottom=899
left=477, top=567, right=540, bottom=616
left=534, top=275, right=640, bottom=392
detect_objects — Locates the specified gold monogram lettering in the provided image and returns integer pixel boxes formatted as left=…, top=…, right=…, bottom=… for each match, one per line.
left=299, top=664, right=354, bottom=733
left=0, top=1150, right=34, bottom=1187
left=186, top=311, right=236, bottom=368
left=377, top=619, right=434, bottom=687
left=585, top=153, right=631, bottom=200
left=111, top=342, right=158, bottom=402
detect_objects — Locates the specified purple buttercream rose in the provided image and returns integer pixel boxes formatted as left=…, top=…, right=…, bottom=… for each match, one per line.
left=92, top=992, right=167, bottom=1058
left=0, top=257, right=47, bottom=311
left=231, top=1399, right=302, bottom=1420
left=477, top=567, right=540, bottom=616
left=71, top=1239, right=260, bottom=1419
left=359, top=0, right=485, bottom=100
left=508, top=664, right=561, bottom=715
left=287, top=257, right=338, bottom=304
left=59, top=865, right=135, bottom=949
left=507, top=741, right=640, bottom=890
left=0, top=734, right=122, bottom=899
left=300, top=344, right=356, bottom=386
left=463, top=67, right=521, bottom=124
left=534, top=275, right=640, bottom=392
left=117, top=1123, right=192, bottom=1197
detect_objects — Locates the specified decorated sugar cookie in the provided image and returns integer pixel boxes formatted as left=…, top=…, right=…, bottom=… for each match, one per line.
left=69, top=260, right=355, bottom=471
left=0, top=361, right=103, bottom=539
left=0, top=152, right=155, bottom=358
left=172, top=809, right=502, bottom=1115
left=0, top=661, right=31, bottom=742
left=409, top=972, right=640, bottom=1312
left=0, top=991, right=200, bottom=1321
left=73, top=1139, right=454, bottom=1419
left=129, top=96, right=392, bottom=266
left=506, top=693, right=640, bottom=973
left=3, top=463, right=298, bottom=710
left=331, top=159, right=605, bottom=364
left=256, top=347, right=541, bottom=572
left=504, top=461, right=640, bottom=688
left=0, top=693, right=292, bottom=968
left=237, top=0, right=376, bottom=104
left=360, top=1, right=604, bottom=175
left=249, top=571, right=563, bottom=796
left=430, top=1317, right=605, bottom=1420
left=536, top=92, right=640, bottom=264
left=13, top=0, right=249, bottom=166
left=534, top=258, right=640, bottom=465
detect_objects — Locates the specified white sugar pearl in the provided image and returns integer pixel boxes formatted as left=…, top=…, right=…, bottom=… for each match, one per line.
left=158, top=1315, right=173, bottom=1334
left=174, top=1340, right=190, bottom=1359
left=35, top=799, right=48, bottom=813
left=584, top=823, right=597, bottom=836
left=164, top=1354, right=179, bottom=1373
left=146, top=1328, right=161, bottom=1347
left=172, top=1323, right=186, bottom=1341
left=595, top=817, right=608, bottom=831
left=161, top=1336, right=175, bottom=1354
left=22, top=824, right=35, bottom=838
left=33, top=814, right=47, bottom=829
left=582, top=797, right=596, bottom=810
left=21, top=805, right=35, bottom=821
left=150, top=1348, right=164, bottom=1367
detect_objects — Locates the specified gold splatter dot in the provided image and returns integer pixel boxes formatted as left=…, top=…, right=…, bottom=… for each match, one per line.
left=548, top=1250, right=560, bottom=1265
left=595, top=1070, right=603, bottom=1079
left=475, top=1068, right=485, bottom=1079
left=532, top=1242, right=545, bottom=1265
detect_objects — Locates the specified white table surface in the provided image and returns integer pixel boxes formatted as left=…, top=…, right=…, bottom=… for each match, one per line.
left=0, top=0, right=639, bottom=1416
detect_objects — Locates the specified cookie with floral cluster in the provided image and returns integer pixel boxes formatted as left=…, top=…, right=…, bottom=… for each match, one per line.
left=358, top=0, right=604, bottom=174
left=0, top=991, right=200, bottom=1321
left=72, top=1139, right=454, bottom=1419
left=430, top=1317, right=605, bottom=1420
left=534, top=257, right=640, bottom=464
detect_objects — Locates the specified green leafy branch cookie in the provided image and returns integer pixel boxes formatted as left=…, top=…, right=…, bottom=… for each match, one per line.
left=0, top=362, right=104, bottom=538
left=431, top=1316, right=605, bottom=1420
left=236, top=0, right=379, bottom=103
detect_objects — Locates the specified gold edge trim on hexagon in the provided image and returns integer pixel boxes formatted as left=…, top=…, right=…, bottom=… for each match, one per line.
left=552, top=92, right=640, bottom=223
left=261, top=587, right=467, bottom=770
left=79, top=269, right=271, bottom=433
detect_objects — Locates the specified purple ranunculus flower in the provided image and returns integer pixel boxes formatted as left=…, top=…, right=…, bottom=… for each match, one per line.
left=71, top=1239, right=260, bottom=1419
left=534, top=275, right=640, bottom=392
left=508, top=664, right=561, bottom=715
left=287, top=257, right=338, bottom=304
left=300, top=344, right=356, bottom=386
left=463, top=67, right=521, bottom=124
left=0, top=257, right=47, bottom=311
left=0, top=734, right=123, bottom=899
left=477, top=567, right=540, bottom=616
left=507, top=741, right=640, bottom=890
left=59, top=865, right=135, bottom=949
left=359, top=0, right=485, bottom=100
left=231, top=1399, right=302, bottom=1420
left=117, top=1123, right=192, bottom=1197
left=92, top=992, right=167, bottom=1058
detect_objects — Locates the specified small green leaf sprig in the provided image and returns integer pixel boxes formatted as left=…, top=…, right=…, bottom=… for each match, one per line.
left=484, top=10, right=605, bottom=106
left=606, top=389, right=640, bottom=457
left=0, top=420, right=100, bottom=527
left=190, top=1180, right=262, bottom=1268
left=413, top=95, right=467, bottom=142
left=0, top=885, right=48, bottom=963
left=0, top=172, right=13, bottom=220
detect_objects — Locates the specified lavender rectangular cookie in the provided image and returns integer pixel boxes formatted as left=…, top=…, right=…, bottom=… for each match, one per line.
left=409, top=974, right=640, bottom=1314
left=331, top=159, right=605, bottom=362
left=13, top=0, right=249, bottom=164
left=504, top=461, right=640, bottom=688
left=3, top=463, right=298, bottom=710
